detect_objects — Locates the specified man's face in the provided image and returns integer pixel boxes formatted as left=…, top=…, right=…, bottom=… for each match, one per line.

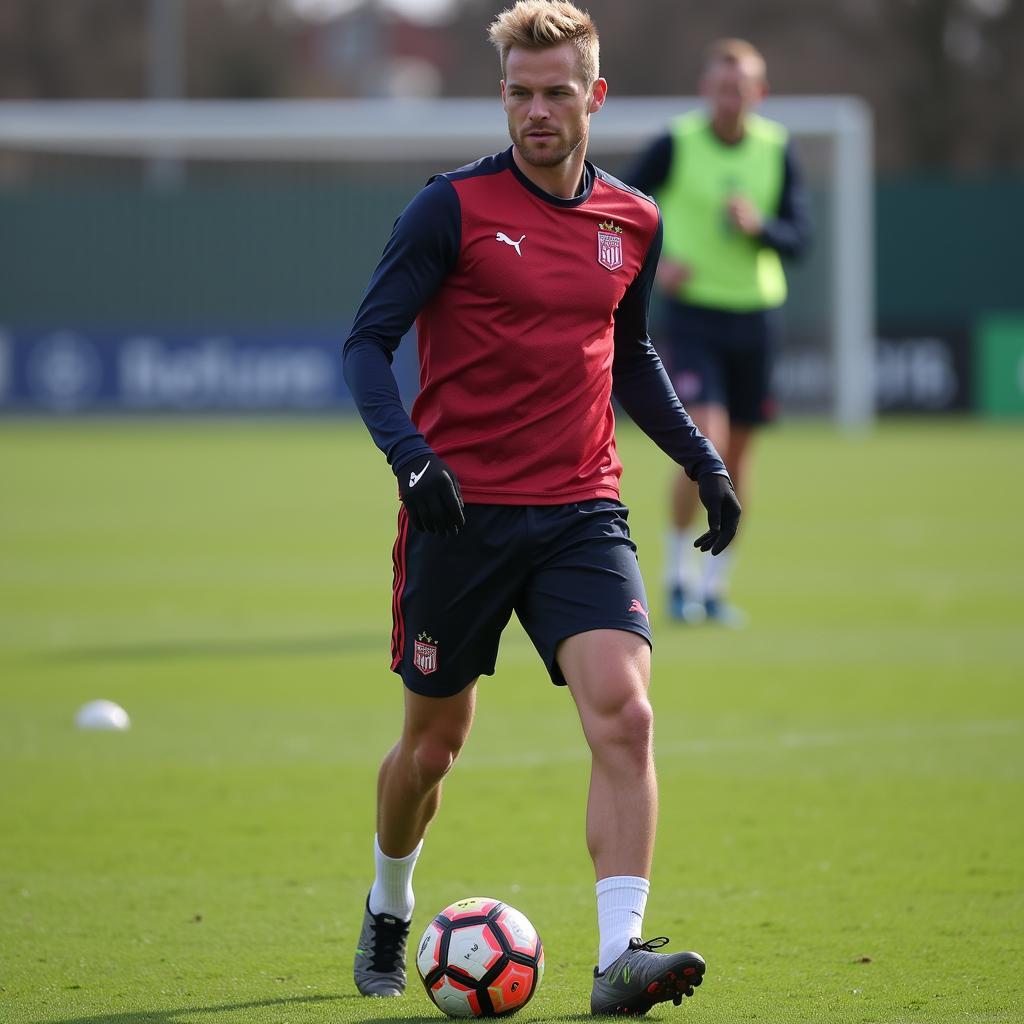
left=701, top=57, right=767, bottom=120
left=501, top=42, right=606, bottom=169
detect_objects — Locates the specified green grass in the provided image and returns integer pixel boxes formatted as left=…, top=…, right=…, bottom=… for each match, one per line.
left=1, top=418, right=1022, bottom=1024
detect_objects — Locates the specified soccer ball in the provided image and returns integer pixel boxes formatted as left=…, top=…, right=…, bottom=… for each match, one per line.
left=416, top=897, right=544, bottom=1017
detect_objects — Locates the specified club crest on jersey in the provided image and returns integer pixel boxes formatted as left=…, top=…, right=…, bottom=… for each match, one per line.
left=597, top=220, right=624, bottom=271
left=413, top=632, right=438, bottom=675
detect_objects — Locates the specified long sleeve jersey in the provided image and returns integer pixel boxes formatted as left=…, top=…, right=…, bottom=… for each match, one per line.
left=343, top=147, right=726, bottom=504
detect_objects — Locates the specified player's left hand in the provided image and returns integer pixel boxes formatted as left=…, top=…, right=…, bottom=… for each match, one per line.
left=395, top=452, right=465, bottom=536
left=694, top=473, right=741, bottom=556
left=726, top=196, right=763, bottom=237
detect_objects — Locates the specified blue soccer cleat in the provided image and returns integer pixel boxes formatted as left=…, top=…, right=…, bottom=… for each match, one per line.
left=703, top=596, right=749, bottom=628
left=668, top=585, right=707, bottom=623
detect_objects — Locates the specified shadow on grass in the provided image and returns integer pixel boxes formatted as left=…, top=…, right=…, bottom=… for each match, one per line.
left=359, top=1017, right=593, bottom=1024
left=35, top=998, right=605, bottom=1024
left=359, top=1015, right=595, bottom=1023
left=35, top=993, right=354, bottom=1024
left=358, top=1018, right=448, bottom=1024
left=28, top=631, right=383, bottom=665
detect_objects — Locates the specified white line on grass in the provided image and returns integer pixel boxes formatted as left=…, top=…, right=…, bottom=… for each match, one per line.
left=460, top=719, right=1023, bottom=768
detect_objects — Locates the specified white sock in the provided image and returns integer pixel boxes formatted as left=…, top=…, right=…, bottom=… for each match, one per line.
left=596, top=875, right=650, bottom=972
left=683, top=528, right=704, bottom=592
left=701, top=547, right=734, bottom=601
left=665, top=529, right=686, bottom=588
left=665, top=528, right=703, bottom=591
left=368, top=834, right=422, bottom=921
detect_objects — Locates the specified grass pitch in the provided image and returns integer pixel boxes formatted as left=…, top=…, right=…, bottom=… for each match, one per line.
left=1, top=418, right=1022, bottom=1024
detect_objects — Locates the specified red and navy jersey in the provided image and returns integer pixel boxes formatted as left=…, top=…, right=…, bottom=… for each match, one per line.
left=344, top=147, right=725, bottom=504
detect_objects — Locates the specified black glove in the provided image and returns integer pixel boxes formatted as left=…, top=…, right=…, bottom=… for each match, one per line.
left=694, top=473, right=741, bottom=556
left=394, top=452, right=465, bottom=536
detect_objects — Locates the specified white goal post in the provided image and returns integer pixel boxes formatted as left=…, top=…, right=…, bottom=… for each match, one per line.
left=0, top=96, right=874, bottom=427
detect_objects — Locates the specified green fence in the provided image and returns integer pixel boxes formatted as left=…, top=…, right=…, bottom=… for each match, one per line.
left=2, top=173, right=1023, bottom=414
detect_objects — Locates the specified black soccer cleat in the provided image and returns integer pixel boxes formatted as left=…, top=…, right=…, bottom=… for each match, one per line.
left=353, top=895, right=411, bottom=997
left=591, top=936, right=705, bottom=1016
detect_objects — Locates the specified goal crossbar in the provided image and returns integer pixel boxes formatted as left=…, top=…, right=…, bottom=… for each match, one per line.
left=0, top=97, right=874, bottom=428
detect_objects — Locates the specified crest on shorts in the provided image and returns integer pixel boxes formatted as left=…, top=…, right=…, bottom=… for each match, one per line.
left=597, top=220, right=623, bottom=271
left=413, top=632, right=438, bottom=675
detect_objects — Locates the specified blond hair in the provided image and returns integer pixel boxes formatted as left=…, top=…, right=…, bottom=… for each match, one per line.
left=706, top=38, right=767, bottom=79
left=488, top=1, right=600, bottom=86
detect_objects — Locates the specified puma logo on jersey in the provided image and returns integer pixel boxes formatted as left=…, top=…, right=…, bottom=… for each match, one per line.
left=495, top=231, right=525, bottom=256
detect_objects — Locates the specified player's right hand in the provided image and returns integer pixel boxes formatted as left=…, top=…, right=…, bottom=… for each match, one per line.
left=656, top=258, right=692, bottom=294
left=394, top=452, right=465, bottom=536
left=726, top=195, right=764, bottom=237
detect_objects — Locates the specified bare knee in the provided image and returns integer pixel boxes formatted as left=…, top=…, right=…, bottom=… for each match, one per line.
left=585, top=693, right=654, bottom=766
left=408, top=733, right=465, bottom=786
left=395, top=684, right=476, bottom=790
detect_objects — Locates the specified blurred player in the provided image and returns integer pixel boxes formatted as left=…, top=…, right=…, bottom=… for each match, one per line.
left=628, top=39, right=811, bottom=625
left=342, top=1, right=740, bottom=1015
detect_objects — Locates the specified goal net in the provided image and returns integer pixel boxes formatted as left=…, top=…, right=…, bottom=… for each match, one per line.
left=0, top=97, right=873, bottom=425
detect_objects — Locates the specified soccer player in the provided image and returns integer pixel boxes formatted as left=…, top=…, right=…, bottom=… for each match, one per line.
left=342, top=1, right=740, bottom=1015
left=628, top=39, right=812, bottom=625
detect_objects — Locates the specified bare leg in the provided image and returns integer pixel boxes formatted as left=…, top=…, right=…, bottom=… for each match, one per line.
left=355, top=684, right=477, bottom=996
left=672, top=402, right=731, bottom=530
left=724, top=423, right=756, bottom=509
left=376, top=682, right=477, bottom=858
left=557, top=630, right=655, bottom=879
left=668, top=403, right=731, bottom=617
left=698, top=422, right=757, bottom=618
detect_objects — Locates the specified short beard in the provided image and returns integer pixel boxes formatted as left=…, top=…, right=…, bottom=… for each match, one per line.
left=509, top=123, right=585, bottom=169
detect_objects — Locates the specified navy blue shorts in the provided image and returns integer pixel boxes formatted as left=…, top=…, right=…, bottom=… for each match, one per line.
left=390, top=500, right=653, bottom=698
left=659, top=299, right=781, bottom=425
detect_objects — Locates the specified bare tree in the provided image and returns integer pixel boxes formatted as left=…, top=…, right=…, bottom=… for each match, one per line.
left=1, top=0, right=1020, bottom=169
